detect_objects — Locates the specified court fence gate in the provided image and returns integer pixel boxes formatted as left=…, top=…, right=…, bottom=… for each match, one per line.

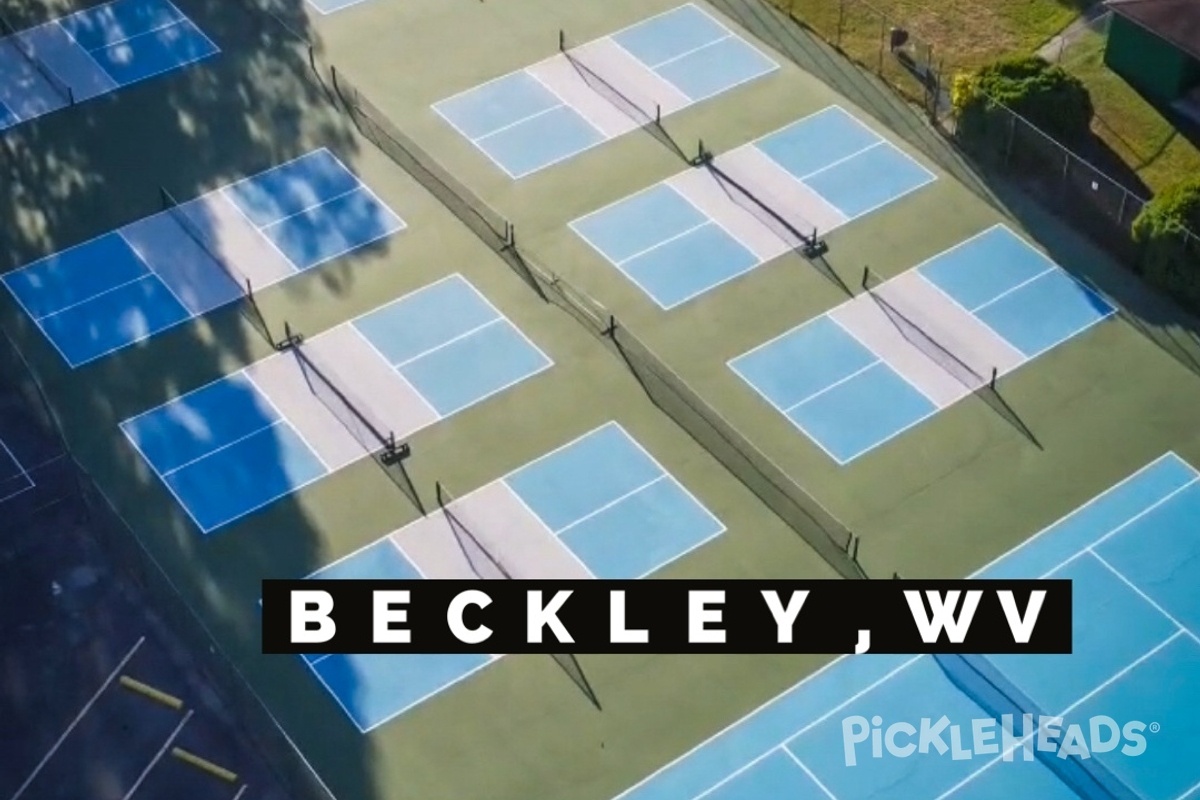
left=0, top=324, right=337, bottom=800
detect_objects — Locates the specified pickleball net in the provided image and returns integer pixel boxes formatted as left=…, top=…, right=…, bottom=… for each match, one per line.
left=283, top=325, right=400, bottom=460
left=697, top=144, right=824, bottom=257
left=0, top=13, right=74, bottom=105
left=861, top=265, right=993, bottom=392
left=558, top=29, right=689, bottom=163
left=434, top=481, right=513, bottom=581
left=160, top=186, right=255, bottom=297
left=935, top=653, right=1142, bottom=799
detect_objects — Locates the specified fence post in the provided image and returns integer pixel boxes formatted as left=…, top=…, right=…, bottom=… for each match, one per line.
left=836, top=0, right=846, bottom=47
left=877, top=17, right=886, bottom=74
left=1003, top=111, right=1016, bottom=167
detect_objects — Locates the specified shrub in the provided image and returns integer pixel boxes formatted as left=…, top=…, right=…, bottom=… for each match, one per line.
left=1132, top=178, right=1200, bottom=308
left=956, top=56, right=1094, bottom=147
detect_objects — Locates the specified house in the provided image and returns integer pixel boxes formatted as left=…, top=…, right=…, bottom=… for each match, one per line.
left=1105, top=0, right=1200, bottom=117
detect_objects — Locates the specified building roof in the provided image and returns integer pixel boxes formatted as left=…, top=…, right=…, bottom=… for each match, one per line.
left=1107, top=0, right=1200, bottom=59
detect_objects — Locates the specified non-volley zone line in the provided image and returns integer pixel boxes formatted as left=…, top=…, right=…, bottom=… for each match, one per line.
left=568, top=105, right=936, bottom=309
left=729, top=225, right=1115, bottom=464
left=0, top=0, right=218, bottom=130
left=431, top=4, right=777, bottom=179
left=2, top=149, right=404, bottom=367
left=295, top=421, right=726, bottom=732
left=119, top=274, right=552, bottom=534
left=617, top=452, right=1200, bottom=800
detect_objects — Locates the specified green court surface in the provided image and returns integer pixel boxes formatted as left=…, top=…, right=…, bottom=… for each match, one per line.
left=5, top=0, right=1200, bottom=798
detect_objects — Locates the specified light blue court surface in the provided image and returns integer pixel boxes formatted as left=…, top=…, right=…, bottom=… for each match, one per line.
left=3, top=149, right=404, bottom=367
left=502, top=422, right=725, bottom=579
left=433, top=4, right=776, bottom=179
left=296, top=422, right=725, bottom=732
left=301, top=539, right=496, bottom=733
left=0, top=0, right=218, bottom=130
left=728, top=226, right=1116, bottom=464
left=570, top=105, right=935, bottom=309
left=617, top=453, right=1200, bottom=800
left=120, top=275, right=550, bottom=534
left=917, top=225, right=1116, bottom=359
left=730, top=315, right=937, bottom=464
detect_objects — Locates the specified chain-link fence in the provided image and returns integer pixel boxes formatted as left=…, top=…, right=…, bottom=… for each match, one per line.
left=783, top=0, right=945, bottom=118
left=0, top=324, right=335, bottom=800
left=314, top=53, right=869, bottom=580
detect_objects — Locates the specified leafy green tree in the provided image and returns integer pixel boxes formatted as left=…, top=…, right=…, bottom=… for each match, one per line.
left=1132, top=178, right=1200, bottom=308
left=954, top=56, right=1094, bottom=147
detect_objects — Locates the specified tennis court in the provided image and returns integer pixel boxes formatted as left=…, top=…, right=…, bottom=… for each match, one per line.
left=569, top=105, right=936, bottom=309
left=299, top=421, right=725, bottom=732
left=729, top=225, right=1116, bottom=464
left=618, top=452, right=1200, bottom=800
left=0, top=0, right=218, bottom=130
left=3, top=149, right=404, bottom=367
left=432, top=4, right=778, bottom=179
left=119, top=274, right=552, bottom=534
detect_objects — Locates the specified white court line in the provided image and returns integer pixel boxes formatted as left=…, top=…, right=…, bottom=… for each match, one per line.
left=31, top=273, right=156, bottom=323
left=1089, top=548, right=1200, bottom=644
left=10, top=636, right=146, bottom=800
left=826, top=314, right=942, bottom=408
left=344, top=325, right=440, bottom=422
left=230, top=786, right=248, bottom=800
left=241, top=370, right=331, bottom=472
left=619, top=457, right=1199, bottom=800
left=646, top=33, right=733, bottom=71
left=934, top=630, right=1185, bottom=800
left=969, top=265, right=1058, bottom=314
left=0, top=436, right=35, bottom=501
left=159, top=419, right=285, bottom=478
left=781, top=747, right=838, bottom=799
left=475, top=102, right=570, bottom=144
left=615, top=220, right=713, bottom=266
left=795, top=140, right=884, bottom=183
left=1177, top=779, right=1200, bottom=799
left=115, top=231, right=193, bottom=318
left=554, top=474, right=668, bottom=536
left=89, top=15, right=192, bottom=54
left=391, top=318, right=504, bottom=370
left=783, top=360, right=881, bottom=413
left=123, top=710, right=193, bottom=800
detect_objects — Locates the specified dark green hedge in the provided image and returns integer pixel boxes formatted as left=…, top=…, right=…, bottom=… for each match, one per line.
left=1132, top=178, right=1200, bottom=308
left=954, top=56, right=1094, bottom=147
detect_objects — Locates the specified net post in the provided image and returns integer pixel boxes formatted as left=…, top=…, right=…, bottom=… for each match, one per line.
left=850, top=535, right=860, bottom=560
left=559, top=29, right=565, bottom=51
left=603, top=314, right=616, bottom=337
left=67, top=86, right=75, bottom=105
left=655, top=104, right=661, bottom=124
left=861, top=265, right=870, bottom=290
left=990, top=366, right=998, bottom=390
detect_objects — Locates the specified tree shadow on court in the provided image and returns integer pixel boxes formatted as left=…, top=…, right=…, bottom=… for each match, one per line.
left=0, top=0, right=391, bottom=797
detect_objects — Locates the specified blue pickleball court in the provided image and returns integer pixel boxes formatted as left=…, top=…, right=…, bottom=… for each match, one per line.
left=502, top=422, right=726, bottom=579
left=616, top=453, right=1200, bottom=800
left=433, top=5, right=777, bottom=179
left=0, top=0, right=218, bottom=130
left=296, top=421, right=725, bottom=731
left=120, top=275, right=552, bottom=534
left=4, top=149, right=405, bottom=367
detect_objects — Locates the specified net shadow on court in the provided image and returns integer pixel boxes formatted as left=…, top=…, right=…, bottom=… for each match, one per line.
left=558, top=30, right=692, bottom=167
left=434, top=481, right=602, bottom=711
left=862, top=266, right=1043, bottom=450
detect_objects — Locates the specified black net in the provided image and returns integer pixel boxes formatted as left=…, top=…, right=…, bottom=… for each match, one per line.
left=935, top=653, right=1142, bottom=800
left=288, top=337, right=397, bottom=457
left=434, top=481, right=512, bottom=581
left=862, top=266, right=987, bottom=390
left=702, top=156, right=821, bottom=253
left=0, top=13, right=74, bottom=104
left=160, top=187, right=252, bottom=295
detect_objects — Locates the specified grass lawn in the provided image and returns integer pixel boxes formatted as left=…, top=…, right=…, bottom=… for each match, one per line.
left=1059, top=28, right=1200, bottom=194
left=771, top=0, right=1200, bottom=196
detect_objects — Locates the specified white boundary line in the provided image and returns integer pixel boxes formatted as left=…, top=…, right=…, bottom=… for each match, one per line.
left=122, top=710, right=193, bottom=800
left=431, top=2, right=776, bottom=180
left=345, top=324, right=441, bottom=422
left=0, top=433, right=35, bottom=500
left=615, top=454, right=1199, bottom=800
left=555, top=475, right=668, bottom=537
left=10, top=147, right=404, bottom=368
left=10, top=636, right=146, bottom=800
left=123, top=273, right=550, bottom=533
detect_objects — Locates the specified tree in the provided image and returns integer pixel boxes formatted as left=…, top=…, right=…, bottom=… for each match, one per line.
left=954, top=56, right=1094, bottom=147
left=1132, top=178, right=1200, bottom=309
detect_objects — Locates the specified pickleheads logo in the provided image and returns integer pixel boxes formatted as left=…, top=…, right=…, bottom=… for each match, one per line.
left=842, top=715, right=1155, bottom=766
